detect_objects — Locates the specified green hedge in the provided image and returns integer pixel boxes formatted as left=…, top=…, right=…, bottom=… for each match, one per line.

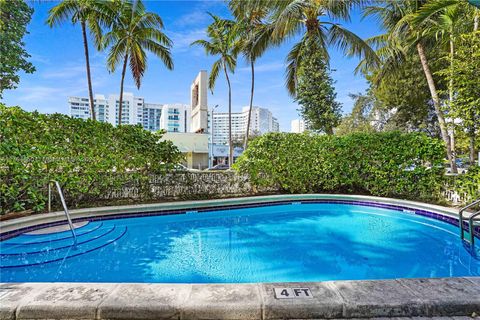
left=0, top=105, right=182, bottom=214
left=234, top=132, right=446, bottom=202
left=450, top=166, right=480, bottom=202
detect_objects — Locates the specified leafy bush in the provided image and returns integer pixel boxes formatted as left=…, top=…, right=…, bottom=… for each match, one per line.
left=0, top=105, right=182, bottom=214
left=234, top=132, right=446, bottom=202
left=450, top=166, right=480, bottom=202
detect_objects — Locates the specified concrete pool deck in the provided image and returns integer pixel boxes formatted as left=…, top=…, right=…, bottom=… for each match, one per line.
left=1, top=278, right=479, bottom=319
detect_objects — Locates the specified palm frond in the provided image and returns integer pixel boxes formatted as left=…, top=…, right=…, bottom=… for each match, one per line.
left=327, top=23, right=380, bottom=69
left=284, top=37, right=306, bottom=97
left=208, top=59, right=222, bottom=93
left=129, top=42, right=146, bottom=89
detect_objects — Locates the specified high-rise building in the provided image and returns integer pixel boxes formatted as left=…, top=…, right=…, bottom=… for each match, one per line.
left=69, top=94, right=109, bottom=122
left=291, top=119, right=306, bottom=133
left=211, top=106, right=280, bottom=145
left=160, top=103, right=191, bottom=133
left=68, top=93, right=189, bottom=133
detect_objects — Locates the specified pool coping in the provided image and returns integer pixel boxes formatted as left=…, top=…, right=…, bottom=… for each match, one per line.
left=1, top=278, right=479, bottom=319
left=1, top=194, right=479, bottom=241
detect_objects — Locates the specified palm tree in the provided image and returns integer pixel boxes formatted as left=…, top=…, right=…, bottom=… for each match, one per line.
left=191, top=14, right=239, bottom=167
left=47, top=0, right=109, bottom=121
left=229, top=1, right=272, bottom=150
left=362, top=0, right=459, bottom=173
left=268, top=0, right=378, bottom=96
left=102, top=0, right=173, bottom=125
left=413, top=0, right=479, bottom=164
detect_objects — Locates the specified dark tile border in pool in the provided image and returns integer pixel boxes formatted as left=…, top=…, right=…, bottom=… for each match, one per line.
left=1, top=199, right=479, bottom=242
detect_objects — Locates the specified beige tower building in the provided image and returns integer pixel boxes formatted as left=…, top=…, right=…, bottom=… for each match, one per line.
left=190, top=70, right=209, bottom=133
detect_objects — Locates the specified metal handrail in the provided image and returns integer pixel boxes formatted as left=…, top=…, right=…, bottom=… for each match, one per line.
left=468, top=210, right=480, bottom=247
left=459, top=199, right=480, bottom=240
left=48, top=180, right=78, bottom=245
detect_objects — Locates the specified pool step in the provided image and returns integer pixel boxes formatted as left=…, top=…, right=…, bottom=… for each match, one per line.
left=0, top=226, right=127, bottom=268
left=1, top=221, right=103, bottom=245
left=0, top=224, right=115, bottom=255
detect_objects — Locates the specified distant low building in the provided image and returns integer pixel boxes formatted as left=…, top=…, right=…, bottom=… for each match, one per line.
left=291, top=119, right=306, bottom=133
left=161, top=132, right=209, bottom=170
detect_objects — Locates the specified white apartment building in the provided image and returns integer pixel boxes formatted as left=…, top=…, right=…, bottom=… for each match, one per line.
left=160, top=103, right=191, bottom=133
left=291, top=119, right=306, bottom=133
left=211, top=106, right=280, bottom=145
left=69, top=93, right=189, bottom=133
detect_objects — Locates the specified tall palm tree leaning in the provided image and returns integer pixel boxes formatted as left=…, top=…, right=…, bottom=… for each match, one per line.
left=412, top=0, right=480, bottom=165
left=191, top=14, right=239, bottom=167
left=412, top=0, right=474, bottom=170
left=229, top=1, right=272, bottom=150
left=267, top=0, right=378, bottom=96
left=102, top=0, right=173, bottom=125
left=47, top=0, right=108, bottom=121
left=361, top=1, right=459, bottom=173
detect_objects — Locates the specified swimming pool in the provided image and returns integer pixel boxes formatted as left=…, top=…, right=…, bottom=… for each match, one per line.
left=1, top=201, right=479, bottom=283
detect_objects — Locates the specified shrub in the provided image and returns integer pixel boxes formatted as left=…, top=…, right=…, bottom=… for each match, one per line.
left=234, top=132, right=446, bottom=202
left=450, top=166, right=480, bottom=202
left=0, top=105, right=182, bottom=214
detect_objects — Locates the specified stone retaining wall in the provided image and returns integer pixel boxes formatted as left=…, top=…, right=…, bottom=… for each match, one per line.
left=100, top=172, right=277, bottom=201
left=1, top=278, right=479, bottom=319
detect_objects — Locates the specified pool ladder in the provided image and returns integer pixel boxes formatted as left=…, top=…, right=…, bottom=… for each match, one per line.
left=459, top=199, right=480, bottom=247
left=48, top=180, right=78, bottom=245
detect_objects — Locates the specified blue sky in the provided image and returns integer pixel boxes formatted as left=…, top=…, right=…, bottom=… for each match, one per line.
left=2, top=1, right=383, bottom=131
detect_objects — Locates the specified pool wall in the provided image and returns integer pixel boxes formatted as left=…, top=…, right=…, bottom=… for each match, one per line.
left=1, top=194, right=479, bottom=241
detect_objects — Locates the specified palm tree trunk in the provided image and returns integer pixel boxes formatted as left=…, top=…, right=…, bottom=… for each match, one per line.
left=474, top=9, right=479, bottom=31
left=223, top=64, right=233, bottom=167
left=118, top=54, right=128, bottom=126
left=448, top=36, right=457, bottom=171
left=416, top=42, right=457, bottom=173
left=81, top=21, right=95, bottom=121
left=244, top=60, right=255, bottom=150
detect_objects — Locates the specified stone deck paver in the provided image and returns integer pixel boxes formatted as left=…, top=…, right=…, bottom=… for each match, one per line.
left=0, top=278, right=479, bottom=320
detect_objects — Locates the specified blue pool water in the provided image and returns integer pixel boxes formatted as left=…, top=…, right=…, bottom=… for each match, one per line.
left=1, top=203, right=479, bottom=283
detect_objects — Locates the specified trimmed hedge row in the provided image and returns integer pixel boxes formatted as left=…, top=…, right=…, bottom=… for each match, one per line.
left=0, top=105, right=182, bottom=214
left=234, top=132, right=447, bottom=202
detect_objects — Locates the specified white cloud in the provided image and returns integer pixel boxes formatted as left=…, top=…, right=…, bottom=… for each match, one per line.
left=170, top=29, right=207, bottom=53
left=17, top=85, right=82, bottom=103
left=238, top=61, right=285, bottom=73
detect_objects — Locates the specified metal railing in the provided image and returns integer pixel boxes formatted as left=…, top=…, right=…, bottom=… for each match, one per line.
left=459, top=199, right=480, bottom=245
left=468, top=210, right=480, bottom=247
left=48, top=180, right=78, bottom=245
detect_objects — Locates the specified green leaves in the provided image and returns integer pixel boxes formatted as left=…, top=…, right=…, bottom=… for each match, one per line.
left=0, top=0, right=35, bottom=98
left=0, top=104, right=182, bottom=214
left=234, top=131, right=446, bottom=202
left=295, top=38, right=341, bottom=135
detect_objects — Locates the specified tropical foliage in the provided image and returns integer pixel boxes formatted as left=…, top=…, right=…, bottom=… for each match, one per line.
left=267, top=0, right=378, bottom=96
left=102, top=0, right=173, bottom=125
left=0, top=0, right=35, bottom=98
left=234, top=132, right=446, bottom=202
left=295, top=38, right=341, bottom=134
left=191, top=14, right=239, bottom=166
left=0, top=104, right=182, bottom=214
left=47, top=0, right=110, bottom=121
left=229, top=0, right=271, bottom=149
